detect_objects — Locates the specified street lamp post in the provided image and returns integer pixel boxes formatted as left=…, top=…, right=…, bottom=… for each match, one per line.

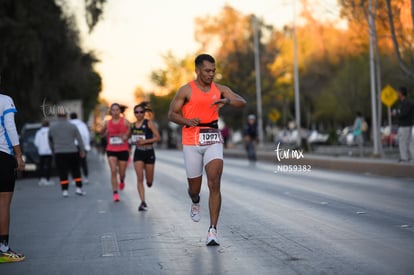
left=253, top=15, right=264, bottom=146
left=293, top=0, right=301, bottom=147
left=368, top=0, right=380, bottom=156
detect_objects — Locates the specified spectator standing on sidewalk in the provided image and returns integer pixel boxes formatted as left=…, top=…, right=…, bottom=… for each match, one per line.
left=168, top=53, right=246, bottom=246
left=393, top=86, right=414, bottom=163
left=34, top=119, right=54, bottom=186
left=130, top=102, right=161, bottom=211
left=101, top=103, right=130, bottom=202
left=70, top=112, right=91, bottom=183
left=0, top=90, right=25, bottom=263
left=48, top=109, right=86, bottom=197
left=352, top=111, right=365, bottom=157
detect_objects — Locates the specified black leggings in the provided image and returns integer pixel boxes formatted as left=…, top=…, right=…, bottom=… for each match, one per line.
left=0, top=151, right=17, bottom=192
left=80, top=152, right=88, bottom=177
left=54, top=152, right=82, bottom=189
left=38, top=155, right=53, bottom=180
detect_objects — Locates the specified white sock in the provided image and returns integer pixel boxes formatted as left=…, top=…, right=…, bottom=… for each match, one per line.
left=0, top=243, right=9, bottom=252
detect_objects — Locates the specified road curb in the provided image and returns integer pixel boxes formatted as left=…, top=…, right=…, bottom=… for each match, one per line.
left=224, top=149, right=414, bottom=178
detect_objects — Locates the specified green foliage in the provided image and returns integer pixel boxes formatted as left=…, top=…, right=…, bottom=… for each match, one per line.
left=149, top=92, right=175, bottom=129
left=147, top=3, right=414, bottom=135
left=315, top=55, right=371, bottom=124
left=0, top=0, right=101, bottom=128
left=147, top=53, right=195, bottom=129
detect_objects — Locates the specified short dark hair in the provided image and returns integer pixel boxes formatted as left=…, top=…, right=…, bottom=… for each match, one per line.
left=42, top=119, right=50, bottom=127
left=70, top=112, right=78, bottom=119
left=195, top=54, right=215, bottom=67
left=398, top=86, right=408, bottom=97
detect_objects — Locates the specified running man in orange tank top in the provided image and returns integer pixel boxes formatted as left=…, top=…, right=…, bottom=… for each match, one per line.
left=168, top=54, right=246, bottom=246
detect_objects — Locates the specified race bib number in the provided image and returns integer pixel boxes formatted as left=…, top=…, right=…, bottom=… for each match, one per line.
left=198, top=128, right=223, bottom=146
left=131, top=134, right=146, bottom=142
left=109, top=136, right=123, bottom=145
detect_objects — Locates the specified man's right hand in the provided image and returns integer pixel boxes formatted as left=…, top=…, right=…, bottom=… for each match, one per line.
left=185, top=118, right=200, bottom=127
left=16, top=156, right=25, bottom=171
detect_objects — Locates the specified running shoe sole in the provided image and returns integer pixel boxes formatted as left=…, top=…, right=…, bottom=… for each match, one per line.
left=206, top=239, right=220, bottom=246
left=0, top=250, right=25, bottom=263
left=206, top=228, right=220, bottom=246
left=138, top=202, right=148, bottom=211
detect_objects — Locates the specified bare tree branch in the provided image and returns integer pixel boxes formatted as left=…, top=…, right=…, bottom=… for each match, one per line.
left=412, top=0, right=414, bottom=34
left=85, top=0, right=106, bottom=33
left=385, top=0, right=414, bottom=77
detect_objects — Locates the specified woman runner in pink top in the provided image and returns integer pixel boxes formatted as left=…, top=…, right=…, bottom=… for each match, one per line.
left=101, top=103, right=130, bottom=202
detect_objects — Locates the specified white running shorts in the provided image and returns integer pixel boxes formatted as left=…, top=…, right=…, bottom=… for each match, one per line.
left=182, top=143, right=223, bottom=178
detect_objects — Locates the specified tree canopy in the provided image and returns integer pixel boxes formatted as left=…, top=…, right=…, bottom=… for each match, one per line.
left=0, top=0, right=101, bottom=128
left=146, top=1, right=413, bottom=138
left=3, top=0, right=413, bottom=142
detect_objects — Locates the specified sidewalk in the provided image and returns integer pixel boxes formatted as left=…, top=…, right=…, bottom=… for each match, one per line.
left=224, top=143, right=414, bottom=178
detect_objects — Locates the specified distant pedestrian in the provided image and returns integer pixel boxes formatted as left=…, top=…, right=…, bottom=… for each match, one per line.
left=220, top=124, right=230, bottom=148
left=34, top=119, right=54, bottom=186
left=0, top=91, right=25, bottom=263
left=352, top=111, right=364, bottom=157
left=97, top=133, right=107, bottom=156
left=70, top=112, right=91, bottom=183
left=243, top=114, right=258, bottom=162
left=130, top=102, right=161, bottom=211
left=101, top=103, right=130, bottom=202
left=49, top=109, right=86, bottom=197
left=393, top=86, right=414, bottom=162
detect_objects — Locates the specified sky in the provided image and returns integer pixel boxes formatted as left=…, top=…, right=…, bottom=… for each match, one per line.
left=70, top=0, right=340, bottom=106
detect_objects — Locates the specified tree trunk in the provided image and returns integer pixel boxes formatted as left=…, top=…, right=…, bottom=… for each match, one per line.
left=385, top=0, right=414, bottom=78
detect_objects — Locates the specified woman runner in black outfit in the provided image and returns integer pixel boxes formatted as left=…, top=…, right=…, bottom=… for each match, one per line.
left=130, top=102, right=161, bottom=211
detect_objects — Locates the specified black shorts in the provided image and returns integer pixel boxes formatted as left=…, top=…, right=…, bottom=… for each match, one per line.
left=107, top=150, right=129, bottom=161
left=0, top=151, right=18, bottom=192
left=133, top=149, right=155, bottom=164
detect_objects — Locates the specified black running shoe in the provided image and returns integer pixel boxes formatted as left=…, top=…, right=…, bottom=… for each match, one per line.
left=138, top=202, right=147, bottom=211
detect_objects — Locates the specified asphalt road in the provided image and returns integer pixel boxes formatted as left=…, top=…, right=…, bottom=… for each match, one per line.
left=2, top=149, right=414, bottom=275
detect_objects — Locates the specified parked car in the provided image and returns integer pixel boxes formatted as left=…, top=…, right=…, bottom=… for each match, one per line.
left=338, top=126, right=355, bottom=146
left=20, top=123, right=42, bottom=175
left=276, top=129, right=298, bottom=145
left=307, top=130, right=329, bottom=144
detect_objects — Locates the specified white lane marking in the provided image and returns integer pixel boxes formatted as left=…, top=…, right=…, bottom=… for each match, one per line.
left=101, top=232, right=120, bottom=257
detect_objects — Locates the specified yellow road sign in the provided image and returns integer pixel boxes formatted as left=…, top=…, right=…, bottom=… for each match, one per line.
left=268, top=109, right=280, bottom=123
left=381, top=85, right=398, bottom=107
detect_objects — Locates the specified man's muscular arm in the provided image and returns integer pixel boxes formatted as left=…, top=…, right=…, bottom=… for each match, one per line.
left=168, top=85, right=200, bottom=127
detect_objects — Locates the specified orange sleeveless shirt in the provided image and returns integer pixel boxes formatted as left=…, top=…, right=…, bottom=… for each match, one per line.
left=181, top=81, right=220, bottom=145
